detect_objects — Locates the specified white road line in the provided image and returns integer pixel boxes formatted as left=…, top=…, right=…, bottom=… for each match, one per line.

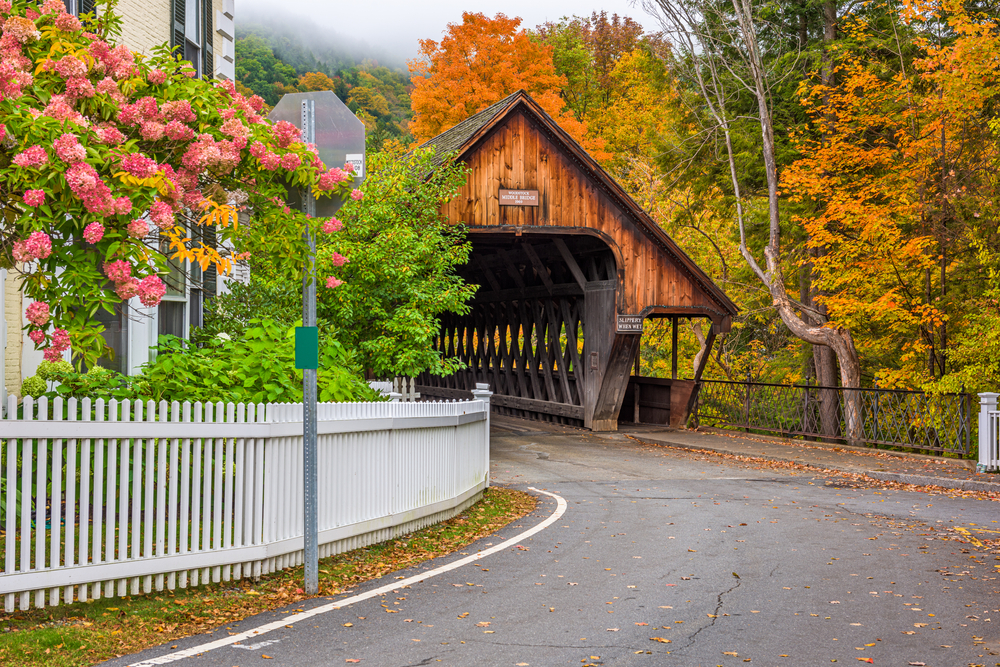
left=126, top=487, right=567, bottom=666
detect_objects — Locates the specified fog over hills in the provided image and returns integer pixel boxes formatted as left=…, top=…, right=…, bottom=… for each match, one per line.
left=237, top=6, right=412, bottom=73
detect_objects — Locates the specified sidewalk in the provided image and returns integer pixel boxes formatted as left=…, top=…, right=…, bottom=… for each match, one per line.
left=617, top=424, right=1000, bottom=494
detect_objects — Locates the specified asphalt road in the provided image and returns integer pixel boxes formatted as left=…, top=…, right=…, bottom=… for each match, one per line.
left=105, top=422, right=1000, bottom=667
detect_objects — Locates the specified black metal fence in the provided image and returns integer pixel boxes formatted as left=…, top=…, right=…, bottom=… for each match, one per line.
left=693, top=380, right=975, bottom=456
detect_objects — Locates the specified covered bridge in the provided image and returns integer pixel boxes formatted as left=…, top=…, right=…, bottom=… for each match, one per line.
left=415, top=91, right=737, bottom=431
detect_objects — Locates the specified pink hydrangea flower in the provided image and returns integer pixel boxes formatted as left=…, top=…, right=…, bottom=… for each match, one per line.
left=3, top=16, right=40, bottom=43
left=54, top=12, right=81, bottom=31
left=114, top=197, right=132, bottom=214
left=330, top=252, right=349, bottom=267
left=164, top=120, right=194, bottom=141
left=220, top=117, right=248, bottom=141
left=149, top=200, right=174, bottom=229
left=103, top=259, right=132, bottom=282
left=161, top=99, right=195, bottom=122
left=40, top=0, right=64, bottom=14
left=94, top=123, right=125, bottom=145
left=65, top=76, right=95, bottom=98
left=43, top=347, right=63, bottom=362
left=260, top=152, right=280, bottom=171
left=319, top=168, right=348, bottom=191
left=147, top=68, right=167, bottom=85
left=28, top=329, right=45, bottom=345
left=51, top=328, right=70, bottom=351
left=279, top=152, right=301, bottom=170
left=249, top=141, right=267, bottom=158
left=19, top=231, right=52, bottom=260
left=140, top=121, right=165, bottom=141
left=322, top=218, right=342, bottom=234
left=54, top=55, right=86, bottom=78
left=325, top=276, right=343, bottom=289
left=42, top=94, right=85, bottom=126
left=115, top=277, right=139, bottom=300
left=137, top=275, right=166, bottom=307
left=66, top=162, right=116, bottom=216
left=54, top=133, right=86, bottom=162
left=13, top=145, right=48, bottom=168
left=0, top=124, right=5, bottom=143
left=120, top=152, right=158, bottom=178
left=25, top=301, right=50, bottom=326
left=272, top=120, right=300, bottom=148
left=350, top=189, right=363, bottom=201
left=23, top=189, right=44, bottom=206
left=83, top=221, right=104, bottom=244
left=94, top=77, right=124, bottom=103
left=127, top=218, right=148, bottom=239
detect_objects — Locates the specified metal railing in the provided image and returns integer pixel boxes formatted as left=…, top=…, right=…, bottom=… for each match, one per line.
left=694, top=380, right=974, bottom=456
left=0, top=390, right=491, bottom=612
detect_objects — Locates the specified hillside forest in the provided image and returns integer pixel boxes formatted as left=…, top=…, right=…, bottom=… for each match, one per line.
left=235, top=1, right=1000, bottom=395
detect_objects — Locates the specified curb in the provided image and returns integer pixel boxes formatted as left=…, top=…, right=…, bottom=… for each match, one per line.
left=632, top=435, right=1000, bottom=495
left=694, top=426, right=978, bottom=469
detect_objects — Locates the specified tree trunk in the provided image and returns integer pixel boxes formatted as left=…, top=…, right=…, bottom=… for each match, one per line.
left=729, top=0, right=864, bottom=443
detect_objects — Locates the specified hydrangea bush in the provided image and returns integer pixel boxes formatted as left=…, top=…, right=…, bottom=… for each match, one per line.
left=0, top=0, right=359, bottom=368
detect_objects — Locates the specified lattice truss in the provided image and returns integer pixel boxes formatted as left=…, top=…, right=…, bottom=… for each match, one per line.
left=419, top=234, right=618, bottom=425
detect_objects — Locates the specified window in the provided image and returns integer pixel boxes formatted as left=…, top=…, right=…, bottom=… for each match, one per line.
left=172, top=0, right=213, bottom=79
left=184, top=0, right=201, bottom=76
left=93, top=302, right=128, bottom=374
left=158, top=238, right=188, bottom=340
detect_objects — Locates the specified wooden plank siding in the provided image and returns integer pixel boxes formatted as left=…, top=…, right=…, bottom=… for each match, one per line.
left=439, top=109, right=732, bottom=325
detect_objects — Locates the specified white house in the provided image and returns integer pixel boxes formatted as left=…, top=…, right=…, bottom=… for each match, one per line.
left=1, top=0, right=238, bottom=398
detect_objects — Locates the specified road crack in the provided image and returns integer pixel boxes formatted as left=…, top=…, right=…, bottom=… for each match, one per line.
left=675, top=577, right=742, bottom=651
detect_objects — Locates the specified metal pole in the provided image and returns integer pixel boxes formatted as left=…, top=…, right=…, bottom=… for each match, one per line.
left=301, top=99, right=319, bottom=596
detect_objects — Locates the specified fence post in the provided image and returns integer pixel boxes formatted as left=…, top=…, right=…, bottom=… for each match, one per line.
left=978, top=393, right=999, bottom=472
left=471, top=383, right=492, bottom=488
left=387, top=392, right=402, bottom=403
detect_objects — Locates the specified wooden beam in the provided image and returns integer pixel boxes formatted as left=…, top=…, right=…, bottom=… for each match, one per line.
left=685, top=329, right=717, bottom=424
left=553, top=238, right=587, bottom=290
left=522, top=243, right=554, bottom=293
left=671, top=316, right=678, bottom=380
left=490, top=394, right=585, bottom=420
left=591, top=333, right=642, bottom=431
left=472, top=282, right=583, bottom=304
left=416, top=385, right=473, bottom=400
left=496, top=249, right=525, bottom=288
left=474, top=255, right=502, bottom=292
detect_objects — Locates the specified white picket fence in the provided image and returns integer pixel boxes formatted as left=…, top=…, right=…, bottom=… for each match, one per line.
left=0, top=389, right=491, bottom=612
left=978, top=393, right=1000, bottom=472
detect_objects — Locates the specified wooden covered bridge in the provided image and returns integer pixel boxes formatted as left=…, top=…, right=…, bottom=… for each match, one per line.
left=415, top=91, right=737, bottom=431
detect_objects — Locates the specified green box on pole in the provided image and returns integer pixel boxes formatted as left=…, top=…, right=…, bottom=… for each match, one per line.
left=295, top=326, right=319, bottom=369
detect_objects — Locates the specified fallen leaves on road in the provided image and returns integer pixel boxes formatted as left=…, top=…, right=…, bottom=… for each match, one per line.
left=650, top=637, right=671, bottom=643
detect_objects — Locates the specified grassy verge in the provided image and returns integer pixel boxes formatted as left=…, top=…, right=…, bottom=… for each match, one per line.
left=0, top=487, right=536, bottom=667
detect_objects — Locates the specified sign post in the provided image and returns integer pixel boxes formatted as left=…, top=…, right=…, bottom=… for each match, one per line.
left=270, top=92, right=364, bottom=596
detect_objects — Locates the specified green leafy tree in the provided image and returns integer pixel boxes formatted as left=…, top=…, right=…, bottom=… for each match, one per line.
left=246, top=145, right=477, bottom=379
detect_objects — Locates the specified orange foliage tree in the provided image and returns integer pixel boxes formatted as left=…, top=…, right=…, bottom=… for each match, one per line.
left=782, top=0, right=1000, bottom=387
left=407, top=12, right=601, bottom=155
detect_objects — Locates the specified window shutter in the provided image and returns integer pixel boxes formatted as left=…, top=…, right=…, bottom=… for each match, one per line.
left=202, top=0, right=214, bottom=78
left=170, top=0, right=185, bottom=55
left=78, top=0, right=96, bottom=16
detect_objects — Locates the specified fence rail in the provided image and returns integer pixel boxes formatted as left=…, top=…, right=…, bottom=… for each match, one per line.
left=694, top=380, right=973, bottom=456
left=0, top=390, right=491, bottom=612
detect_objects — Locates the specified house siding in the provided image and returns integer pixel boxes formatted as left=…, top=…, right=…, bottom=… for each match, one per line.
left=117, top=0, right=171, bottom=56
left=3, top=271, right=22, bottom=396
